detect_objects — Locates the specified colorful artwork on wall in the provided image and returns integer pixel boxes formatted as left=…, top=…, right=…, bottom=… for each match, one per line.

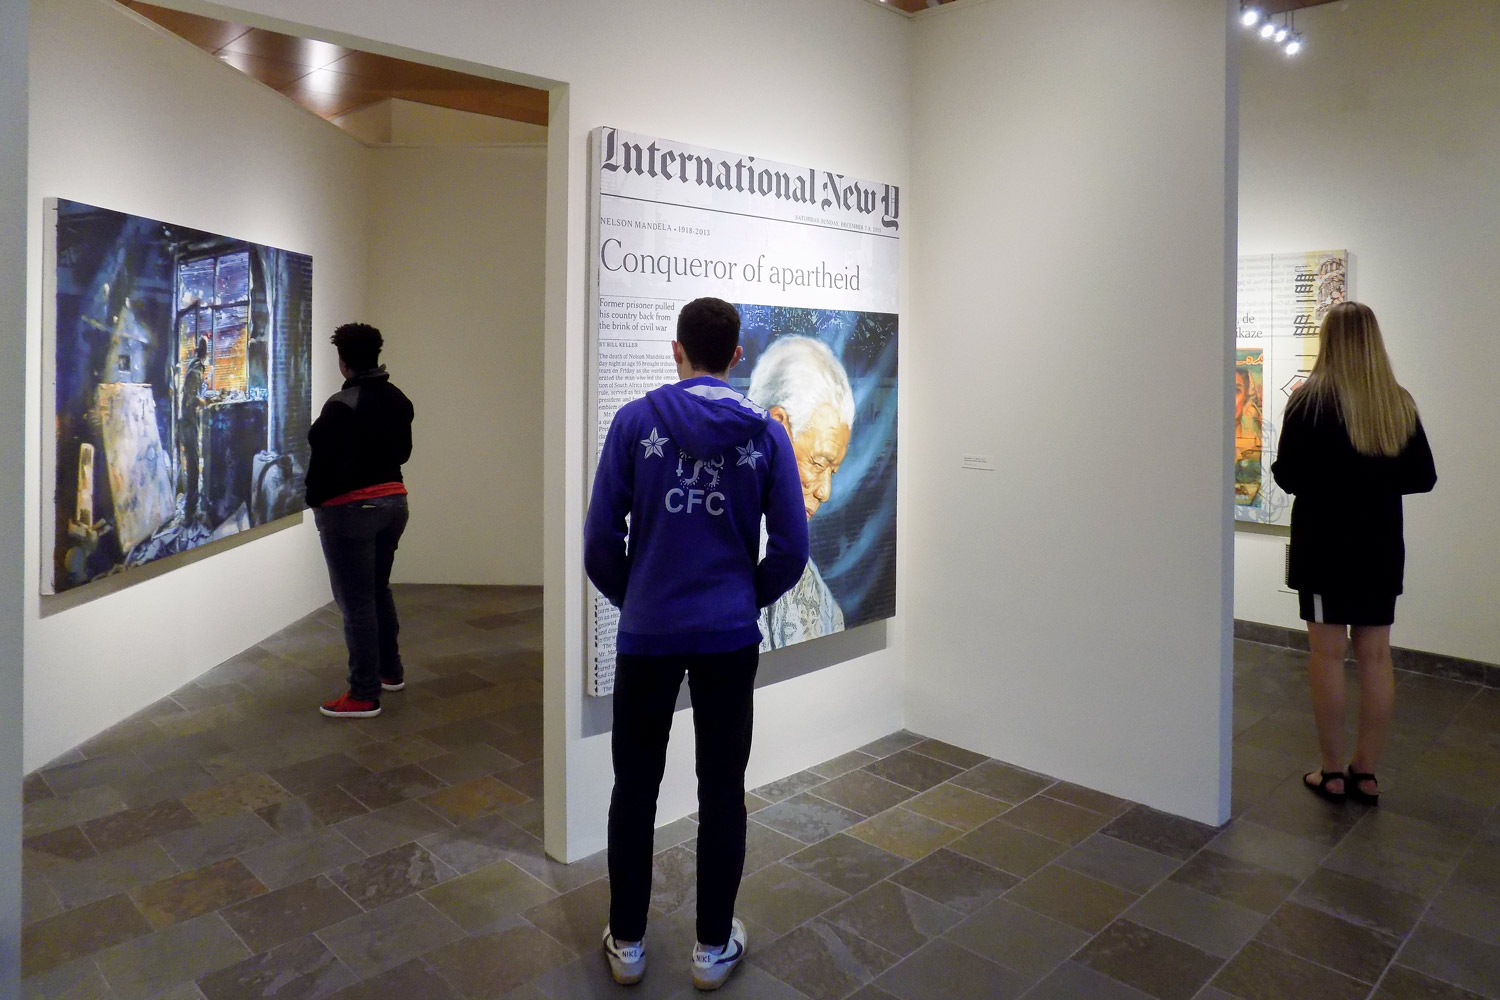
left=585, top=126, right=900, bottom=695
left=44, top=199, right=313, bottom=593
left=1233, top=249, right=1348, bottom=526
left=1234, top=348, right=1265, bottom=507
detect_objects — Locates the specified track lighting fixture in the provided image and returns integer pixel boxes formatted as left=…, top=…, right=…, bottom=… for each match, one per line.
left=1240, top=6, right=1305, bottom=60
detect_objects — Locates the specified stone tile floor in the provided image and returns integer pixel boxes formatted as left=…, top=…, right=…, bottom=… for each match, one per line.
left=19, top=585, right=1500, bottom=999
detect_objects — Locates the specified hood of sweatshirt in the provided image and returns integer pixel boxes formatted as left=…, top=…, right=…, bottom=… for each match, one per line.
left=644, top=377, right=769, bottom=459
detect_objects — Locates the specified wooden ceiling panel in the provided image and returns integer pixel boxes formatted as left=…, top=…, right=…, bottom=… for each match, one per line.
left=218, top=30, right=352, bottom=72
left=118, top=1, right=554, bottom=130
left=123, top=2, right=249, bottom=50
left=278, top=83, right=383, bottom=119
left=323, top=51, right=445, bottom=89
left=215, top=51, right=309, bottom=90
left=885, top=0, right=1341, bottom=14
left=1253, top=0, right=1339, bottom=14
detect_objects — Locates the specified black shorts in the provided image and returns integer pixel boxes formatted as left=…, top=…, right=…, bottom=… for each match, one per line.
left=1298, top=591, right=1397, bottom=627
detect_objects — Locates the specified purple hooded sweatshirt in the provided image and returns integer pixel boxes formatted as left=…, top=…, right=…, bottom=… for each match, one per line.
left=584, top=375, right=809, bottom=655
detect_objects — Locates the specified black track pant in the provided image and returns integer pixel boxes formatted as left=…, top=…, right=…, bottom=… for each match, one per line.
left=607, top=643, right=758, bottom=948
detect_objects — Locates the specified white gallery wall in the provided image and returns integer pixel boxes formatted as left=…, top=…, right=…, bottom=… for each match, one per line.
left=368, top=145, right=546, bottom=587
left=905, top=0, right=1236, bottom=824
left=1235, top=0, right=1500, bottom=666
left=21, top=0, right=369, bottom=769
left=2, top=0, right=30, bottom=984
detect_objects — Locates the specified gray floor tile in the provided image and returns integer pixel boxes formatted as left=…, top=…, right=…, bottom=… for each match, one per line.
left=315, top=894, right=465, bottom=980
left=1024, top=962, right=1156, bottom=1000
left=238, top=828, right=364, bottom=891
left=220, top=875, right=362, bottom=954
left=1057, top=833, right=1181, bottom=894
left=1425, top=886, right=1500, bottom=947
left=1294, top=866, right=1429, bottom=939
left=824, top=880, right=962, bottom=958
left=1124, top=879, right=1265, bottom=959
left=752, top=919, right=897, bottom=1000
left=784, top=833, right=909, bottom=897
left=1256, top=900, right=1400, bottom=984
left=877, top=938, right=1031, bottom=1000
left=734, top=861, right=850, bottom=935
left=1076, top=919, right=1222, bottom=1000
left=890, top=848, right=1018, bottom=914
left=1169, top=850, right=1300, bottom=915
left=945, top=897, right=1089, bottom=979
left=1006, top=864, right=1138, bottom=935
left=158, top=812, right=279, bottom=871
left=755, top=793, right=865, bottom=845
left=1398, top=923, right=1500, bottom=999
left=1100, top=806, right=1220, bottom=862
left=1206, top=819, right=1331, bottom=881
left=422, top=859, right=556, bottom=933
left=1211, top=939, right=1368, bottom=1000
left=93, top=913, right=250, bottom=1000
left=197, top=934, right=357, bottom=1000
left=1372, top=965, right=1489, bottom=1000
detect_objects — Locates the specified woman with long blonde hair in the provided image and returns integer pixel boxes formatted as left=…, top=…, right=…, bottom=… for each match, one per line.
left=1271, top=301, right=1436, bottom=805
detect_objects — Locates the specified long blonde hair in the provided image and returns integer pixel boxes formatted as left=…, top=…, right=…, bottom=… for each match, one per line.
left=1291, top=301, right=1417, bottom=457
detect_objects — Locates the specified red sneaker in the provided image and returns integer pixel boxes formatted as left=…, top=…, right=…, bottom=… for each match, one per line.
left=319, top=692, right=381, bottom=718
left=380, top=678, right=405, bottom=692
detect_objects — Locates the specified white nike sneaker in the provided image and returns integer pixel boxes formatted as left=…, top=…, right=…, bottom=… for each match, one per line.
left=602, top=926, right=646, bottom=985
left=691, top=918, right=747, bottom=991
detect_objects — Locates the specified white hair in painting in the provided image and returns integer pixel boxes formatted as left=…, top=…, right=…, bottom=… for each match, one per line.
left=746, top=336, right=856, bottom=436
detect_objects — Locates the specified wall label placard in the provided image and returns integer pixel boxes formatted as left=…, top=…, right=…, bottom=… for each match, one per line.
left=586, top=127, right=900, bottom=697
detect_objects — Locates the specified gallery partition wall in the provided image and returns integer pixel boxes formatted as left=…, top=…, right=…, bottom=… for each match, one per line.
left=2, top=0, right=31, bottom=987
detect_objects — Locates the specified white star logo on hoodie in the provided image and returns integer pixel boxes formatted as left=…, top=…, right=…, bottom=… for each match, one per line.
left=640, top=427, right=669, bottom=459
left=736, top=441, right=763, bottom=469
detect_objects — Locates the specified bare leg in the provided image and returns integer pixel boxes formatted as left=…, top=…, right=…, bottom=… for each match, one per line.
left=1348, top=625, right=1394, bottom=798
left=1305, top=621, right=1349, bottom=795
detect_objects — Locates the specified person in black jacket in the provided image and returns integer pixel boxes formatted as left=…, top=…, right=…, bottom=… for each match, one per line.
left=1271, top=302, right=1436, bottom=805
left=306, top=323, right=415, bottom=719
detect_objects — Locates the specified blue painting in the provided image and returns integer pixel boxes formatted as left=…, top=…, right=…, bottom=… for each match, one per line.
left=732, top=304, right=897, bottom=648
left=49, top=199, right=312, bottom=593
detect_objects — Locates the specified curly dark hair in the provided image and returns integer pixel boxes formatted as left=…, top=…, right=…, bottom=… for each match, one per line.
left=331, top=322, right=382, bottom=372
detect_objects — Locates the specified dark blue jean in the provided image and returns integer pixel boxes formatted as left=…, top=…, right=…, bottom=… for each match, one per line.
left=314, top=495, right=408, bottom=701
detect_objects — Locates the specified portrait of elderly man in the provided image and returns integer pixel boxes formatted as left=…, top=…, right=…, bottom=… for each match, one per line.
left=746, top=336, right=856, bottom=649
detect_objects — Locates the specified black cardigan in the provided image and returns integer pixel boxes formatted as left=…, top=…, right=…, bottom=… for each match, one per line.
left=1270, top=398, right=1436, bottom=596
left=305, top=368, right=414, bottom=507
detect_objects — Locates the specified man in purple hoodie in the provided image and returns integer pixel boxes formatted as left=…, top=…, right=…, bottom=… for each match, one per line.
left=585, top=297, right=808, bottom=990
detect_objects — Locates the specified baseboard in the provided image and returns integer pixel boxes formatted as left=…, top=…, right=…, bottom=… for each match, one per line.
left=1234, top=619, right=1500, bottom=689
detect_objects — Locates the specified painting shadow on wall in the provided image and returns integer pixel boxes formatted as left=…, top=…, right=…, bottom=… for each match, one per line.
left=38, top=512, right=304, bottom=618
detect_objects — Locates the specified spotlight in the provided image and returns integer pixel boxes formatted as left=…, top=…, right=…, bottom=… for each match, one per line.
left=1273, top=24, right=1289, bottom=43
left=1284, top=34, right=1303, bottom=55
left=1240, top=7, right=1260, bottom=27
left=1259, top=21, right=1276, bottom=38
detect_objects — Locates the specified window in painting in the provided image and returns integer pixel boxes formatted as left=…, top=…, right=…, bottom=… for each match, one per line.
left=175, top=249, right=254, bottom=398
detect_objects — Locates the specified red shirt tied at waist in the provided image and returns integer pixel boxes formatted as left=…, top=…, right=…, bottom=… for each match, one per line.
left=319, top=481, right=407, bottom=507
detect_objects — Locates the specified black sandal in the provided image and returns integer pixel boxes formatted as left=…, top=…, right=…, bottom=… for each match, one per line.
left=1346, top=767, right=1380, bottom=806
left=1303, top=769, right=1346, bottom=803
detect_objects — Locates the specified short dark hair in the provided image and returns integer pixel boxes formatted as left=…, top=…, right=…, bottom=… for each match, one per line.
left=331, top=323, right=382, bottom=371
left=676, top=298, right=740, bottom=373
